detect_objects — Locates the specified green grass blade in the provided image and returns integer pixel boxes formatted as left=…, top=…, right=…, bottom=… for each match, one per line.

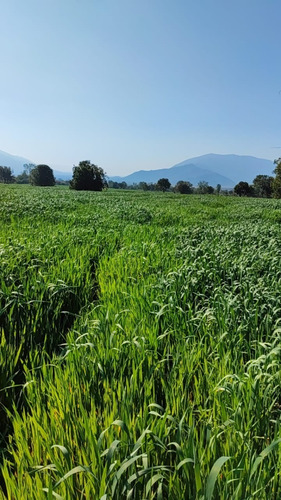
left=205, top=456, right=230, bottom=500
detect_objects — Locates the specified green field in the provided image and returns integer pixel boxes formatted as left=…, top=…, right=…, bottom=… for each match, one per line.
left=1, top=184, right=281, bottom=499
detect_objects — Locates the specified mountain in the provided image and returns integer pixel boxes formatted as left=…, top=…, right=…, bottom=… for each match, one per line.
left=1, top=150, right=275, bottom=186
left=173, top=154, right=274, bottom=185
left=111, top=164, right=234, bottom=188
left=53, top=170, right=72, bottom=181
left=0, top=150, right=33, bottom=174
left=110, top=154, right=275, bottom=188
left=0, top=150, right=72, bottom=180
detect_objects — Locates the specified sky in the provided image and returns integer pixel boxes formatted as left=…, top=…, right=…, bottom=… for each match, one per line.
left=1, top=0, right=281, bottom=176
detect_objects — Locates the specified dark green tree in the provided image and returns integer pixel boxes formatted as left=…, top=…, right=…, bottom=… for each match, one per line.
left=253, top=175, right=273, bottom=198
left=234, top=181, right=253, bottom=197
left=156, top=178, right=171, bottom=192
left=216, top=183, right=221, bottom=194
left=0, top=166, right=15, bottom=183
left=272, top=158, right=281, bottom=198
left=29, top=165, right=55, bottom=186
left=70, top=161, right=107, bottom=191
left=174, top=180, right=193, bottom=194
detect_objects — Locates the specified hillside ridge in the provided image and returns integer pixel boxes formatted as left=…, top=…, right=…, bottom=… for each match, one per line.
left=110, top=153, right=274, bottom=187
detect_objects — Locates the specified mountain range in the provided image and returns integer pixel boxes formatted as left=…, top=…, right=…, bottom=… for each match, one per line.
left=0, top=150, right=275, bottom=187
left=110, top=154, right=275, bottom=188
left=0, top=150, right=71, bottom=181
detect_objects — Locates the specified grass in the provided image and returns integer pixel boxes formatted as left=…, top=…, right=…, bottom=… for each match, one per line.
left=1, top=184, right=281, bottom=498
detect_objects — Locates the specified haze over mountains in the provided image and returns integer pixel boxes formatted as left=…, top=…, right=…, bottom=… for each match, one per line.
left=0, top=150, right=71, bottom=181
left=110, top=154, right=275, bottom=188
left=0, top=150, right=275, bottom=187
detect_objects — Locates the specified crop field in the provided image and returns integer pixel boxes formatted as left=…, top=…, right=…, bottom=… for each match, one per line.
left=1, top=184, right=281, bottom=499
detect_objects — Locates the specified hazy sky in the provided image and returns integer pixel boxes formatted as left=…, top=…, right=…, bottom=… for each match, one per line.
left=1, top=0, right=281, bottom=175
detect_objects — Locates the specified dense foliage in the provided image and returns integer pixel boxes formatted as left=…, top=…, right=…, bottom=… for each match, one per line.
left=197, top=181, right=214, bottom=194
left=174, top=180, right=193, bottom=194
left=70, top=160, right=107, bottom=191
left=252, top=174, right=273, bottom=198
left=273, top=158, right=281, bottom=198
left=29, top=164, right=55, bottom=186
left=156, top=178, right=171, bottom=192
left=234, top=181, right=253, bottom=197
left=0, top=166, right=15, bottom=184
left=1, top=185, right=281, bottom=498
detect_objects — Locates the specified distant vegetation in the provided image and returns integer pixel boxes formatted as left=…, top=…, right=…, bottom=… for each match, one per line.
left=273, top=157, right=281, bottom=198
left=109, top=165, right=280, bottom=198
left=108, top=157, right=281, bottom=198
left=0, top=166, right=15, bottom=184
left=1, top=157, right=281, bottom=198
left=2, top=187, right=281, bottom=498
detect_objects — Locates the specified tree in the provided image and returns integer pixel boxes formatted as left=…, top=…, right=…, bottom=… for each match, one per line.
left=174, top=180, right=193, bottom=194
left=108, top=180, right=127, bottom=189
left=253, top=175, right=273, bottom=198
left=23, top=163, right=36, bottom=175
left=156, top=178, right=171, bottom=192
left=234, top=181, right=253, bottom=197
left=29, top=165, right=55, bottom=186
left=272, top=158, right=281, bottom=198
left=197, top=181, right=214, bottom=194
left=16, top=171, right=29, bottom=184
left=0, top=166, right=15, bottom=183
left=139, top=181, right=149, bottom=191
left=216, top=184, right=221, bottom=194
left=70, top=161, right=107, bottom=191
left=16, top=163, right=36, bottom=184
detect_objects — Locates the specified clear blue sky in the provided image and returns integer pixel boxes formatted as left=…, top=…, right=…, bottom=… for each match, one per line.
left=1, top=0, right=281, bottom=175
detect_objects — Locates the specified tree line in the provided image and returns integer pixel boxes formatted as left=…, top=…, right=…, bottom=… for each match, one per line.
left=1, top=158, right=281, bottom=198
left=232, top=159, right=281, bottom=198
left=109, top=178, right=219, bottom=194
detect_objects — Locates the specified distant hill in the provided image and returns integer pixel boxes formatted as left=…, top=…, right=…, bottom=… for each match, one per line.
left=110, top=154, right=275, bottom=188
left=173, top=154, right=274, bottom=185
left=1, top=150, right=275, bottom=187
left=0, top=150, right=72, bottom=181
left=111, top=164, right=234, bottom=188
left=52, top=170, right=72, bottom=181
left=0, top=150, right=33, bottom=175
